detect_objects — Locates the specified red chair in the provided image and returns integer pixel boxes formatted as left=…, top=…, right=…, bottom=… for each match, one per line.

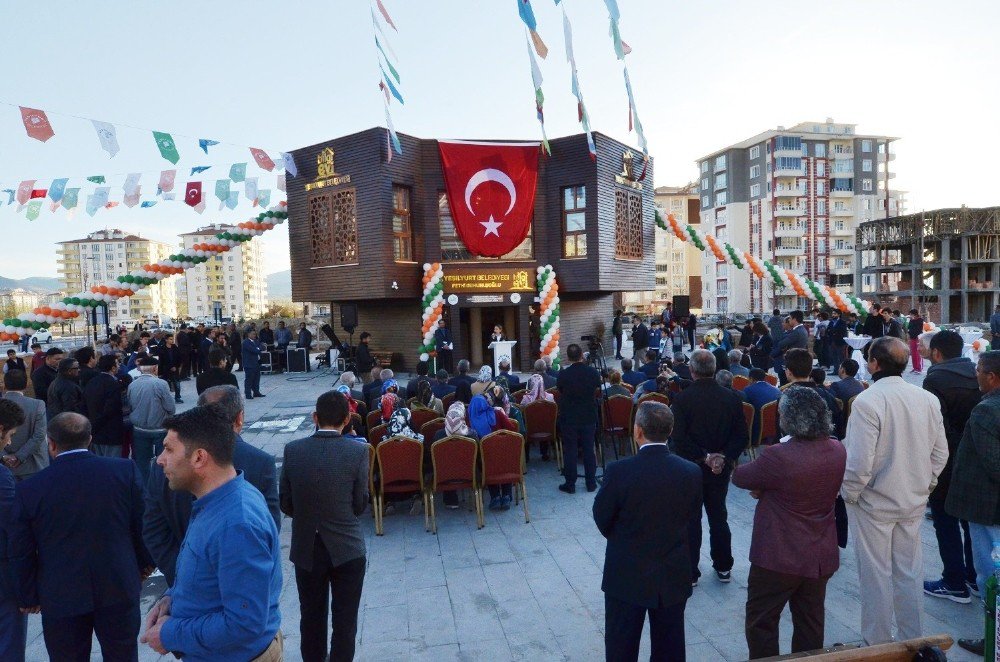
left=742, top=401, right=757, bottom=459
left=368, top=423, right=388, bottom=445
left=546, top=387, right=561, bottom=404
left=479, top=431, right=529, bottom=526
left=759, top=400, right=778, bottom=447
left=764, top=374, right=779, bottom=387
left=602, top=395, right=634, bottom=456
left=367, top=444, right=379, bottom=531
left=522, top=399, right=560, bottom=470
left=441, top=392, right=456, bottom=410
left=621, top=382, right=635, bottom=394
left=375, top=436, right=428, bottom=535
left=733, top=375, right=750, bottom=392
left=428, top=435, right=479, bottom=533
left=409, top=408, right=439, bottom=434
left=638, top=392, right=670, bottom=407
left=366, top=410, right=382, bottom=432
left=512, top=389, right=527, bottom=404
left=420, top=417, right=446, bottom=442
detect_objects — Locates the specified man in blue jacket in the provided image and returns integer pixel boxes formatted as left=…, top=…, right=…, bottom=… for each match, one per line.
left=241, top=330, right=265, bottom=399
left=9, top=412, right=154, bottom=661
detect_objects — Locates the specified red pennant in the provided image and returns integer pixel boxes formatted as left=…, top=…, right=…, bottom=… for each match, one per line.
left=19, top=107, right=55, bottom=142
left=16, top=180, right=36, bottom=205
left=249, top=148, right=275, bottom=171
left=30, top=189, right=47, bottom=199
left=184, top=181, right=202, bottom=207
left=437, top=140, right=540, bottom=258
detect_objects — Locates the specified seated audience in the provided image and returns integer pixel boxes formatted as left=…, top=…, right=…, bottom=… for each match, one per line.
left=497, top=360, right=520, bottom=390
left=431, top=369, right=457, bottom=399
left=744, top=369, right=782, bottom=445
left=728, top=350, right=750, bottom=377
left=716, top=370, right=747, bottom=402
left=469, top=394, right=517, bottom=512
left=521, top=373, right=554, bottom=405
left=534, top=359, right=557, bottom=389
left=471, top=365, right=494, bottom=397
left=432, top=402, right=476, bottom=509
left=412, top=380, right=444, bottom=416
left=828, top=359, right=864, bottom=403
left=620, top=359, right=646, bottom=389
left=671, top=353, right=693, bottom=381
left=603, top=369, right=631, bottom=398
left=448, top=360, right=476, bottom=388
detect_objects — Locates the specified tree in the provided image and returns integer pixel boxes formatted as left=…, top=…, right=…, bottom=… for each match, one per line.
left=264, top=301, right=299, bottom=319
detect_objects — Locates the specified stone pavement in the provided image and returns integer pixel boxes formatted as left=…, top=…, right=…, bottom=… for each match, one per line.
left=24, top=364, right=983, bottom=661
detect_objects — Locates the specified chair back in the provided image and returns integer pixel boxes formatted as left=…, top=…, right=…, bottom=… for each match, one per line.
left=480, top=430, right=525, bottom=486
left=367, top=443, right=376, bottom=496
left=764, top=373, right=778, bottom=386
left=355, top=400, right=368, bottom=421
left=759, top=400, right=778, bottom=445
left=409, top=407, right=439, bottom=433
left=368, top=423, right=388, bottom=445
left=420, top=417, right=446, bottom=441
left=407, top=397, right=418, bottom=409
left=376, top=436, right=424, bottom=494
left=441, top=392, right=456, bottom=409
left=845, top=394, right=859, bottom=428
left=733, top=375, right=750, bottom=391
left=603, top=395, right=633, bottom=434
left=621, top=382, right=635, bottom=394
left=430, top=435, right=478, bottom=491
left=349, top=412, right=363, bottom=437
left=546, top=386, right=561, bottom=403
left=638, top=392, right=670, bottom=407
left=741, top=401, right=755, bottom=445
left=366, top=410, right=382, bottom=432
left=522, top=399, right=558, bottom=440
left=512, top=389, right=527, bottom=404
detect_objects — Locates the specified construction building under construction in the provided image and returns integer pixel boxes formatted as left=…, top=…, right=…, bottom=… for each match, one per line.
left=856, top=206, right=1000, bottom=323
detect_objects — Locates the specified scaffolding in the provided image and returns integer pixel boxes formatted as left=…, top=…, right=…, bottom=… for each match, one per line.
left=855, top=206, right=1000, bottom=323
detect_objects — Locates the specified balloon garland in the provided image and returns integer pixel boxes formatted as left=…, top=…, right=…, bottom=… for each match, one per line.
left=657, top=210, right=869, bottom=316
left=0, top=202, right=288, bottom=343
left=418, top=262, right=445, bottom=362
left=536, top=264, right=560, bottom=368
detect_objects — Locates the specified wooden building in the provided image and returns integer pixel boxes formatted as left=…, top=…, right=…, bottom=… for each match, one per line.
left=287, top=128, right=655, bottom=371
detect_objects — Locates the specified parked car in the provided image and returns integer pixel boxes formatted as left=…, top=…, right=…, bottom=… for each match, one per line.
left=30, top=328, right=53, bottom=344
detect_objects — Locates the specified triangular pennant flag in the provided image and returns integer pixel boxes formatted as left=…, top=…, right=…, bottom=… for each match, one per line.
left=30, top=189, right=47, bottom=200
left=16, top=181, right=35, bottom=205
left=105, top=201, right=120, bottom=210
left=123, top=173, right=142, bottom=196
left=124, top=187, right=141, bottom=208
left=374, top=36, right=401, bottom=83
left=92, top=120, right=120, bottom=157
left=92, top=186, right=110, bottom=207
left=153, top=131, right=180, bottom=164
left=25, top=200, right=42, bottom=221
left=385, top=105, right=402, bottom=155
left=376, top=0, right=397, bottom=30
left=245, top=177, right=258, bottom=202
left=191, top=165, right=211, bottom=175
left=49, top=178, right=68, bottom=203
left=62, top=188, right=80, bottom=210
left=280, top=153, right=297, bottom=177
left=517, top=0, right=538, bottom=30
left=158, top=170, right=176, bottom=193
left=215, top=179, right=230, bottom=203
left=379, top=81, right=391, bottom=104
left=49, top=201, right=60, bottom=213
left=257, top=189, right=271, bottom=208
left=2, top=189, right=14, bottom=205
left=276, top=174, right=286, bottom=192
left=250, top=148, right=275, bottom=171
left=19, top=107, right=55, bottom=142
left=185, top=182, right=202, bottom=207
left=226, top=191, right=239, bottom=210
left=380, top=67, right=405, bottom=104
left=621, top=40, right=632, bottom=55
left=199, top=139, right=220, bottom=154
left=87, top=175, right=106, bottom=184
left=610, top=18, right=625, bottom=60
left=86, top=187, right=110, bottom=217
left=529, top=30, right=548, bottom=59
left=386, top=127, right=393, bottom=163
left=229, top=162, right=247, bottom=183
left=603, top=0, right=621, bottom=22
left=141, top=201, right=158, bottom=208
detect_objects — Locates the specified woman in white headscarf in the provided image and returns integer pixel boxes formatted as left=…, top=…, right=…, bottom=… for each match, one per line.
left=431, top=401, right=475, bottom=509
left=470, top=364, right=494, bottom=397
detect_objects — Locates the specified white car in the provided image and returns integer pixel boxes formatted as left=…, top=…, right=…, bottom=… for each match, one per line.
left=29, top=329, right=53, bottom=344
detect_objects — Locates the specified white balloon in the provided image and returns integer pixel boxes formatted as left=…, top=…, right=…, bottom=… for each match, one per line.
left=419, top=353, right=429, bottom=362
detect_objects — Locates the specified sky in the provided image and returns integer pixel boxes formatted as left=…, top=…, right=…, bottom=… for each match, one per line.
left=1, top=0, right=998, bottom=280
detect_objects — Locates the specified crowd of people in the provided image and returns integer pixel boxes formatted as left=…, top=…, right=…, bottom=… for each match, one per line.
left=1, top=306, right=998, bottom=661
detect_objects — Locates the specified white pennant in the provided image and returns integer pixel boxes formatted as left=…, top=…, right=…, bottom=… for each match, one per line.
left=276, top=174, right=286, bottom=192
left=245, top=176, right=258, bottom=201
left=280, top=152, right=298, bottom=177
left=123, top=172, right=141, bottom=196
left=92, top=120, right=120, bottom=157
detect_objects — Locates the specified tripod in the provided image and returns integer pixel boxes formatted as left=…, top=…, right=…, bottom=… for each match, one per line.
left=585, top=339, right=619, bottom=482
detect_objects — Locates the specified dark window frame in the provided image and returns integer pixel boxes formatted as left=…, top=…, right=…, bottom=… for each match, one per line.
left=391, top=185, right=413, bottom=262
left=561, top=185, right=587, bottom=258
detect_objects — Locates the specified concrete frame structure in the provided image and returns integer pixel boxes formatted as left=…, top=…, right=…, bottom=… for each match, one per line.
left=180, top=224, right=268, bottom=321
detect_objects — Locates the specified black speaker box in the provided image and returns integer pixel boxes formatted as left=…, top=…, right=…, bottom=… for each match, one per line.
left=341, top=304, right=358, bottom=332
left=672, top=295, right=690, bottom=319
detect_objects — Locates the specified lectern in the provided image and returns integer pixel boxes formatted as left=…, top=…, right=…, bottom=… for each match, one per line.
left=488, top=340, right=517, bottom=377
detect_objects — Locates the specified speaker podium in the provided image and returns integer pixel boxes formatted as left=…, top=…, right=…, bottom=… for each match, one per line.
left=488, top=340, right=517, bottom=377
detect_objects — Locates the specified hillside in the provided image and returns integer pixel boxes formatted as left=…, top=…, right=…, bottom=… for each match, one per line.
left=266, top=269, right=291, bottom=300
left=0, top=276, right=64, bottom=293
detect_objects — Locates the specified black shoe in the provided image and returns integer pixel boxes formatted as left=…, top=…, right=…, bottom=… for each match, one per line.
left=175, top=398, right=184, bottom=404
left=716, top=570, right=732, bottom=583
left=246, top=395, right=254, bottom=400
left=558, top=483, right=576, bottom=494
left=254, top=393, right=266, bottom=398
left=957, top=639, right=984, bottom=656
left=586, top=483, right=598, bottom=493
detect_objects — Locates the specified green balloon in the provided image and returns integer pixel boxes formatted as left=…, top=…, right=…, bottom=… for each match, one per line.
left=71, top=297, right=80, bottom=305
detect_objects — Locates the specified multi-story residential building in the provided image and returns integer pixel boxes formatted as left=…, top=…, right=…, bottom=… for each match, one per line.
left=0, top=288, right=40, bottom=312
left=56, top=229, right=177, bottom=326
left=696, top=119, right=905, bottom=314
left=174, top=275, right=189, bottom=319
left=180, top=224, right=268, bottom=320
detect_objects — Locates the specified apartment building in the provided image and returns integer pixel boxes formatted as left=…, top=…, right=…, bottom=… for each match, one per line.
left=0, top=289, right=40, bottom=312
left=180, top=224, right=268, bottom=320
left=56, top=229, right=177, bottom=326
left=696, top=119, right=906, bottom=314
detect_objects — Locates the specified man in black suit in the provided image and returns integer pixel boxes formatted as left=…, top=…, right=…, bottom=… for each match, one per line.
left=670, top=349, right=748, bottom=585
left=431, top=369, right=457, bottom=399
left=281, top=390, right=369, bottom=662
left=195, top=347, right=238, bottom=396
left=770, top=310, right=809, bottom=385
left=9, top=412, right=154, bottom=660
left=433, top=319, right=454, bottom=373
left=143, top=385, right=280, bottom=585
left=448, top=359, right=476, bottom=388
left=631, top=317, right=649, bottom=367
left=30, top=347, right=63, bottom=407
left=298, top=322, right=314, bottom=372
left=595, top=401, right=702, bottom=661
left=557, top=344, right=602, bottom=493
left=355, top=332, right=376, bottom=382
left=198, top=328, right=216, bottom=373
left=84, top=354, right=126, bottom=457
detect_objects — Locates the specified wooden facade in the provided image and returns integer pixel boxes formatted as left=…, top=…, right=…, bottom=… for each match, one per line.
left=288, top=128, right=655, bottom=370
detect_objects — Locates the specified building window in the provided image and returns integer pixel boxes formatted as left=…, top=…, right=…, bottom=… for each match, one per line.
left=701, top=177, right=708, bottom=192
left=391, top=185, right=413, bottom=261
left=816, top=161, right=826, bottom=176
left=749, top=145, right=760, bottom=159
left=614, top=189, right=644, bottom=260
left=670, top=198, right=683, bottom=210
left=716, top=191, right=727, bottom=206
left=437, top=193, right=471, bottom=261
left=862, top=159, right=873, bottom=172
left=562, top=185, right=587, bottom=258
left=861, top=139, right=872, bottom=152
left=700, top=161, right=708, bottom=174
left=831, top=179, right=853, bottom=193
left=815, top=143, right=826, bottom=157
left=749, top=165, right=760, bottom=179
left=817, top=200, right=826, bottom=214
left=775, top=136, right=802, bottom=152
left=309, top=189, right=358, bottom=267
left=862, top=179, right=873, bottom=192
left=701, top=195, right=710, bottom=208
left=815, top=181, right=825, bottom=196
left=714, top=173, right=727, bottom=190
left=714, top=155, right=726, bottom=172
left=750, top=183, right=760, bottom=198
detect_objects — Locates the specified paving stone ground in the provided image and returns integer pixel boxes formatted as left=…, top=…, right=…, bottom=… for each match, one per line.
left=23, top=361, right=983, bottom=661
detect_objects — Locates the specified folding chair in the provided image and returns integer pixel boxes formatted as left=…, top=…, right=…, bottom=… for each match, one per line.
left=522, top=399, right=560, bottom=470
left=480, top=430, right=529, bottom=526
left=428, top=435, right=479, bottom=533
left=374, top=436, right=427, bottom=535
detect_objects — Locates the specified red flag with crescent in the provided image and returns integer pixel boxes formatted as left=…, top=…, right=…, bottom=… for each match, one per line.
left=437, top=140, right=540, bottom=257
left=19, top=107, right=55, bottom=142
left=184, top=181, right=202, bottom=207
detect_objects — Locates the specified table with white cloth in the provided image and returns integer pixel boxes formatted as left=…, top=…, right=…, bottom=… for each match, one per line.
left=959, top=328, right=983, bottom=360
left=845, top=335, right=873, bottom=380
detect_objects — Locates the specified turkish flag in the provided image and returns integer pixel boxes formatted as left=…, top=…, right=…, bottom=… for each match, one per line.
left=184, top=181, right=202, bottom=207
left=30, top=189, right=47, bottom=199
left=438, top=141, right=540, bottom=257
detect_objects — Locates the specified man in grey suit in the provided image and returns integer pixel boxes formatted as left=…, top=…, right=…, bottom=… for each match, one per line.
left=281, top=390, right=369, bottom=662
left=770, top=310, right=809, bottom=385
left=1, top=370, right=48, bottom=480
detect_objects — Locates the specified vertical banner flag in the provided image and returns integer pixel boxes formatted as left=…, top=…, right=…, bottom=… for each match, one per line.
left=62, top=188, right=80, bottom=210
left=158, top=169, right=176, bottom=193
left=19, top=107, right=55, bottom=142
left=123, top=173, right=142, bottom=196
left=249, top=148, right=275, bottom=171
left=525, top=32, right=550, bottom=155
left=86, top=187, right=110, bottom=216
left=229, top=162, right=247, bottom=183
left=185, top=182, right=202, bottom=207
left=437, top=140, right=540, bottom=257
left=276, top=174, right=286, bottom=192
left=193, top=200, right=206, bottom=214
left=257, top=189, right=271, bottom=208
left=16, top=181, right=35, bottom=205
left=280, top=153, right=297, bottom=177
left=124, top=188, right=141, bottom=208
left=376, top=0, right=397, bottom=30
left=517, top=0, right=548, bottom=59
left=48, top=178, right=68, bottom=203
left=245, top=177, right=258, bottom=202
left=26, top=200, right=42, bottom=221
left=562, top=6, right=596, bottom=160
left=153, top=131, right=180, bottom=164
left=199, top=139, right=220, bottom=154
left=92, top=120, right=120, bottom=157
left=215, top=179, right=230, bottom=203
left=385, top=105, right=402, bottom=155
left=226, top=191, right=239, bottom=210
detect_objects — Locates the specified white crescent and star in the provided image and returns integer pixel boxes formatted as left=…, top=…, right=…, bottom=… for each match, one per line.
left=464, top=168, right=517, bottom=215
left=480, top=215, right=503, bottom=237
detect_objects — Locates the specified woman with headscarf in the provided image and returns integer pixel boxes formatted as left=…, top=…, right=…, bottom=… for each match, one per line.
left=379, top=392, right=422, bottom=442
left=469, top=394, right=516, bottom=511
left=520, top=373, right=553, bottom=405
left=412, top=379, right=444, bottom=416
left=432, top=401, right=476, bottom=509
left=471, top=365, right=494, bottom=397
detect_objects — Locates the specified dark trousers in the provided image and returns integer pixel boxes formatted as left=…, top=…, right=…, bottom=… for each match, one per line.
left=132, top=428, right=166, bottom=488
left=774, top=359, right=787, bottom=386
left=687, top=328, right=695, bottom=351
left=245, top=366, right=261, bottom=396
left=929, top=497, right=976, bottom=589
left=295, top=536, right=366, bottom=662
left=688, top=467, right=733, bottom=578
left=438, top=349, right=453, bottom=373
left=745, top=565, right=829, bottom=659
left=190, top=351, right=200, bottom=375
left=42, top=601, right=139, bottom=662
left=614, top=333, right=623, bottom=358
left=488, top=484, right=512, bottom=499
left=560, top=423, right=597, bottom=487
left=161, top=375, right=180, bottom=400
left=179, top=352, right=191, bottom=379
left=604, top=593, right=686, bottom=662
left=0, top=595, right=27, bottom=662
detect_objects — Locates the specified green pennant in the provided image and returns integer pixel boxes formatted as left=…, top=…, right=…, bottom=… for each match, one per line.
left=25, top=199, right=42, bottom=221
left=229, top=163, right=247, bottom=183
left=153, top=131, right=180, bottom=165
left=86, top=175, right=106, bottom=184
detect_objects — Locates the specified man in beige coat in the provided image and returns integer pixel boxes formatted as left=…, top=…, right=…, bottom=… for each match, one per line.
left=842, top=336, right=949, bottom=645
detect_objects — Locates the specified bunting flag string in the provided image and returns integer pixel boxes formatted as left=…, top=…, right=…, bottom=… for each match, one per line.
left=371, top=1, right=403, bottom=157
left=561, top=5, right=596, bottom=160
left=524, top=30, right=551, bottom=155
left=517, top=0, right=548, bottom=59
left=601, top=1, right=648, bottom=178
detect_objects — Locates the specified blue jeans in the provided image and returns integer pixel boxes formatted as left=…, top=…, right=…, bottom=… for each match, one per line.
left=132, top=428, right=166, bottom=489
left=968, top=522, right=1000, bottom=598
left=0, top=595, right=27, bottom=662
left=560, top=423, right=597, bottom=487
left=929, top=498, right=976, bottom=589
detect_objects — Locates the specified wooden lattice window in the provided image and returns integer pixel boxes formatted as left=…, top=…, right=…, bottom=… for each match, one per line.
left=614, top=189, right=644, bottom=259
left=310, top=189, right=358, bottom=267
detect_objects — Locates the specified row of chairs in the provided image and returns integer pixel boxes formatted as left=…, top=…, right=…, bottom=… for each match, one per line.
left=368, top=431, right=530, bottom=535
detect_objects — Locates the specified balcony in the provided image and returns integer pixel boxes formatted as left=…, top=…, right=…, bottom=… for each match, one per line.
left=773, top=147, right=802, bottom=159
left=878, top=151, right=896, bottom=162
left=775, top=223, right=807, bottom=237
left=830, top=189, right=853, bottom=198
left=774, top=165, right=805, bottom=177
left=829, top=266, right=854, bottom=276
left=830, top=170, right=854, bottom=179
left=774, top=245, right=804, bottom=257
left=830, top=224, right=854, bottom=236
left=831, top=149, right=854, bottom=160
left=774, top=206, right=806, bottom=218
left=831, top=245, right=855, bottom=255
left=774, top=186, right=804, bottom=198
left=831, top=207, right=853, bottom=217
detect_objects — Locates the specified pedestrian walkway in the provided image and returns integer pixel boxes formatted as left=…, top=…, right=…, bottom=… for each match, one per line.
left=23, top=366, right=981, bottom=660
